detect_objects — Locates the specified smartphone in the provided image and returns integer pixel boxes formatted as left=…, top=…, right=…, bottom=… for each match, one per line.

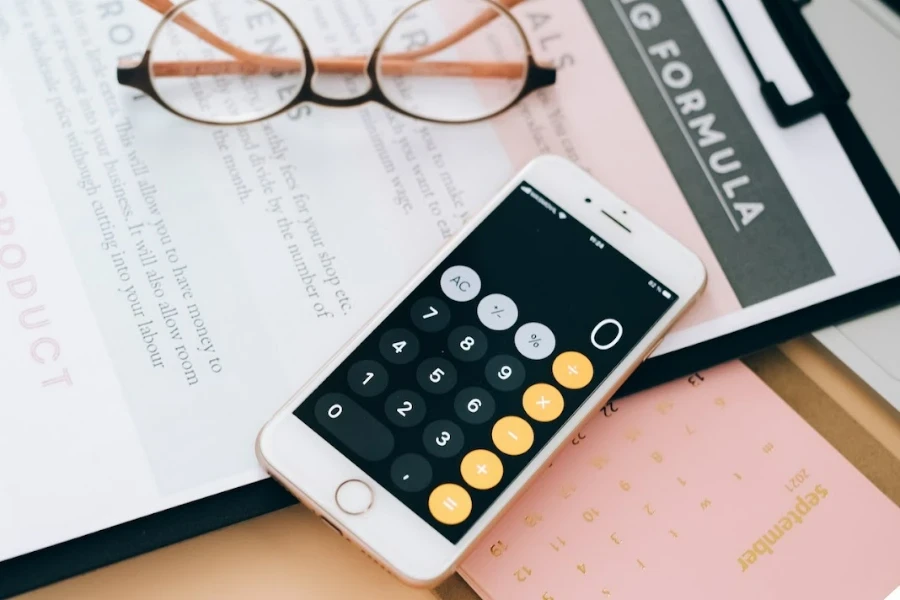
left=256, top=155, right=706, bottom=586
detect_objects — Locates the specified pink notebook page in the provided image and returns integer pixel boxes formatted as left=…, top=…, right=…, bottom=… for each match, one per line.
left=459, top=361, right=900, bottom=599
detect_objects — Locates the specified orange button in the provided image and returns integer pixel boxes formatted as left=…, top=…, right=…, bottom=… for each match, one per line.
left=429, top=483, right=472, bottom=525
left=492, top=416, right=534, bottom=456
left=523, top=383, right=564, bottom=422
left=461, top=449, right=504, bottom=490
left=552, top=351, right=594, bottom=390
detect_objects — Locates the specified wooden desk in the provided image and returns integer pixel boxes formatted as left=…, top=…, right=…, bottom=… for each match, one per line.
left=20, top=338, right=900, bottom=600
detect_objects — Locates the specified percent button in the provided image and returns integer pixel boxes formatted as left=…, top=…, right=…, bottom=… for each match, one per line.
left=514, top=322, right=556, bottom=360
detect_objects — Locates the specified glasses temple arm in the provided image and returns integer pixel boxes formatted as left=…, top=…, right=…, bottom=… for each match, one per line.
left=387, top=0, right=529, bottom=62
left=137, top=0, right=288, bottom=67
left=130, top=0, right=542, bottom=76
left=126, top=56, right=527, bottom=79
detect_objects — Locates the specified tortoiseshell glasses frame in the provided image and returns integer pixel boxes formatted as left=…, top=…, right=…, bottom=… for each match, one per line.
left=116, top=0, right=558, bottom=126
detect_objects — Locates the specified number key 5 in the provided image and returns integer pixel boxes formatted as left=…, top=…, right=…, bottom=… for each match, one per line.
left=416, top=357, right=458, bottom=395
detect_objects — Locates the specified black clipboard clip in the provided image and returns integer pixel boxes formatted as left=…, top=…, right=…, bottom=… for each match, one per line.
left=716, top=0, right=850, bottom=128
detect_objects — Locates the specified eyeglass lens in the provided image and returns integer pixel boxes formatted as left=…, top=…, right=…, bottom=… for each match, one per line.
left=148, top=0, right=529, bottom=124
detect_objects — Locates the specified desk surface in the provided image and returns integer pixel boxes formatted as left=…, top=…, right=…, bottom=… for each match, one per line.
left=19, top=339, right=900, bottom=600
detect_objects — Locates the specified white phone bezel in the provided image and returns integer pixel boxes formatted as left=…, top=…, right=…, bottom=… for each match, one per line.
left=256, top=155, right=707, bottom=586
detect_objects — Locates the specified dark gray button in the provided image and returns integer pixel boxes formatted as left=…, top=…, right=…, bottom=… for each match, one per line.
left=391, top=453, right=433, bottom=493
left=411, top=297, right=451, bottom=333
left=385, top=390, right=426, bottom=428
left=347, top=360, right=388, bottom=397
left=314, top=393, right=394, bottom=461
left=416, top=357, right=458, bottom=395
left=454, top=387, right=496, bottom=425
left=379, top=328, right=420, bottom=365
left=485, top=355, right=526, bottom=392
left=448, top=325, right=488, bottom=362
left=422, top=420, right=465, bottom=458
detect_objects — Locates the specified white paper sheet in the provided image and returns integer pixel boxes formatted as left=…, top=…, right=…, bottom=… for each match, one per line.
left=1, top=0, right=898, bottom=563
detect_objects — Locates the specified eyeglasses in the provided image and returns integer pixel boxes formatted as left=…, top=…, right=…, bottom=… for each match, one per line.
left=116, top=0, right=557, bottom=126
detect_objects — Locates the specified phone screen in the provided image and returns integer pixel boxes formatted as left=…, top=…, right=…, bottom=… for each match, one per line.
left=294, top=182, right=678, bottom=542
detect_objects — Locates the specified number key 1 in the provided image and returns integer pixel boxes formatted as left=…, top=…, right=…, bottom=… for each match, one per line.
left=347, top=360, right=389, bottom=397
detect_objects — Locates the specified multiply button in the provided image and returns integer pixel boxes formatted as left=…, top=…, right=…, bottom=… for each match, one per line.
left=460, top=449, right=503, bottom=490
left=441, top=266, right=481, bottom=302
left=429, top=484, right=472, bottom=525
left=552, top=351, right=594, bottom=390
left=492, top=416, right=534, bottom=456
left=523, top=383, right=564, bottom=422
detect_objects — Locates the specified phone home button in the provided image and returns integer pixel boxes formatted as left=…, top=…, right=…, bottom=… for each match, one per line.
left=335, top=479, right=374, bottom=515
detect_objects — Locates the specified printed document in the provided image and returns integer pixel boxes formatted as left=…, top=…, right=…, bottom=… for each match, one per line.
left=1, top=0, right=898, bottom=561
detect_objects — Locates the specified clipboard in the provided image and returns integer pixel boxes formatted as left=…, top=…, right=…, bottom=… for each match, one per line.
left=3, top=0, right=900, bottom=596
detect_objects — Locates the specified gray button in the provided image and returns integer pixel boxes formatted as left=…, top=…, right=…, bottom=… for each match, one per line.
left=440, top=265, right=482, bottom=302
left=477, top=294, right=518, bottom=331
left=514, top=322, right=556, bottom=360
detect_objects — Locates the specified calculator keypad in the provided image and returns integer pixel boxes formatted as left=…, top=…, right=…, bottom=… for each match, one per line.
left=305, top=264, right=599, bottom=530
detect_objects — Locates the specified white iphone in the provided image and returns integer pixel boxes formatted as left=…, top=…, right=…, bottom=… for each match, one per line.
left=256, top=155, right=706, bottom=586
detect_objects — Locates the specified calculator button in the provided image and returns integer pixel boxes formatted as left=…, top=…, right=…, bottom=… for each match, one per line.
left=423, top=420, right=465, bottom=458
left=384, top=390, right=426, bottom=428
left=448, top=325, right=488, bottom=362
left=484, top=355, right=525, bottom=392
left=429, top=483, right=472, bottom=525
left=492, top=416, right=534, bottom=456
left=514, top=322, right=556, bottom=360
left=460, top=449, right=504, bottom=490
left=411, top=297, right=451, bottom=333
left=552, top=351, right=594, bottom=390
left=314, top=393, right=395, bottom=462
left=441, top=265, right=482, bottom=302
left=379, top=328, right=420, bottom=365
left=417, top=357, right=458, bottom=395
left=454, top=387, right=496, bottom=425
left=391, top=453, right=433, bottom=493
left=477, top=294, right=519, bottom=331
left=347, top=360, right=389, bottom=397
left=523, top=383, right=565, bottom=422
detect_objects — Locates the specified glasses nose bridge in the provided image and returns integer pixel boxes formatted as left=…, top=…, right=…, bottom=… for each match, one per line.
left=301, top=61, right=382, bottom=108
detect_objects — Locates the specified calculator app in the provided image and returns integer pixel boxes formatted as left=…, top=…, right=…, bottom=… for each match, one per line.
left=294, top=182, right=677, bottom=542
